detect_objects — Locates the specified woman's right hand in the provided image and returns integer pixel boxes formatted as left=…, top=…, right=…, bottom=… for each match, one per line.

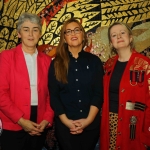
left=18, top=117, right=42, bottom=136
left=59, top=114, right=83, bottom=134
left=59, top=114, right=75, bottom=128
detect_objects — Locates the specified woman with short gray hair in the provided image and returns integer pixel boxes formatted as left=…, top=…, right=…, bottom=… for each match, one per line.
left=17, top=12, right=42, bottom=32
left=0, top=12, right=54, bottom=150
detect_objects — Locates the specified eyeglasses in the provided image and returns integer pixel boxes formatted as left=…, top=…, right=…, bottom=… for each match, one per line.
left=64, top=27, right=82, bottom=36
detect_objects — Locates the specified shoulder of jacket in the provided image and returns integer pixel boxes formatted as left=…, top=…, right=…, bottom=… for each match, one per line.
left=130, top=51, right=150, bottom=71
left=38, top=51, right=51, bottom=60
left=104, top=55, right=117, bottom=69
left=1, top=46, right=16, bottom=57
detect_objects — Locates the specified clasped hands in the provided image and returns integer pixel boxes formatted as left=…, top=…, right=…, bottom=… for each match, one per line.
left=18, top=117, right=48, bottom=136
left=68, top=118, right=89, bottom=135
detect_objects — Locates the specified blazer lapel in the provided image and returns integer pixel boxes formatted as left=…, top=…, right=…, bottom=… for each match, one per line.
left=37, top=53, right=43, bottom=86
left=15, top=44, right=30, bottom=85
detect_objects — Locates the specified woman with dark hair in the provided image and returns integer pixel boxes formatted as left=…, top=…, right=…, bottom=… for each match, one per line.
left=100, top=22, right=150, bottom=150
left=48, top=18, right=104, bottom=150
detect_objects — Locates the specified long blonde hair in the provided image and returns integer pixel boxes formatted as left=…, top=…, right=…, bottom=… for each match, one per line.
left=54, top=18, right=87, bottom=84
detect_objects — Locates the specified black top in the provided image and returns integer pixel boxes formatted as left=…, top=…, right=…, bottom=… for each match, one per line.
left=109, top=60, right=128, bottom=113
left=48, top=50, right=104, bottom=130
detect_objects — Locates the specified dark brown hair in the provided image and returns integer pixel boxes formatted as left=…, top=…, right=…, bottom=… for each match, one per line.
left=54, top=18, right=87, bottom=83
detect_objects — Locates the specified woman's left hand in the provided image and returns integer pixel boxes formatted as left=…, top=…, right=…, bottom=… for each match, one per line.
left=29, top=120, right=48, bottom=136
left=70, top=106, right=99, bottom=134
left=70, top=118, right=89, bottom=134
left=38, top=120, right=49, bottom=131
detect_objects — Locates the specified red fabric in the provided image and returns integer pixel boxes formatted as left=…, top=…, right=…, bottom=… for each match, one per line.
left=100, top=51, right=150, bottom=150
left=0, top=44, right=54, bottom=131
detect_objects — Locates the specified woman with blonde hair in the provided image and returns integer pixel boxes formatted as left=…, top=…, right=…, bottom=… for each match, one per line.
left=100, top=22, right=150, bottom=150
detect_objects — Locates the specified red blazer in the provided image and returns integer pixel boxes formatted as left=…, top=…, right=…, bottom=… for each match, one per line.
left=0, top=44, right=54, bottom=131
left=100, top=50, right=150, bottom=150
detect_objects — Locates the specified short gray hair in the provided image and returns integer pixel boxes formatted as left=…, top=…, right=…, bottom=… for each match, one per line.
left=17, top=12, right=42, bottom=32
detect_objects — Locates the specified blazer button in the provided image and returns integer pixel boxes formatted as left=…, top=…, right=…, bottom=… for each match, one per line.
left=119, top=118, right=122, bottom=121
left=121, top=89, right=125, bottom=92
left=120, top=104, right=124, bottom=107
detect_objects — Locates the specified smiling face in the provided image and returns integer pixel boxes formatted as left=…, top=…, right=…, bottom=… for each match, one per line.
left=64, top=22, right=84, bottom=50
left=109, top=24, right=132, bottom=51
left=18, top=20, right=41, bottom=50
